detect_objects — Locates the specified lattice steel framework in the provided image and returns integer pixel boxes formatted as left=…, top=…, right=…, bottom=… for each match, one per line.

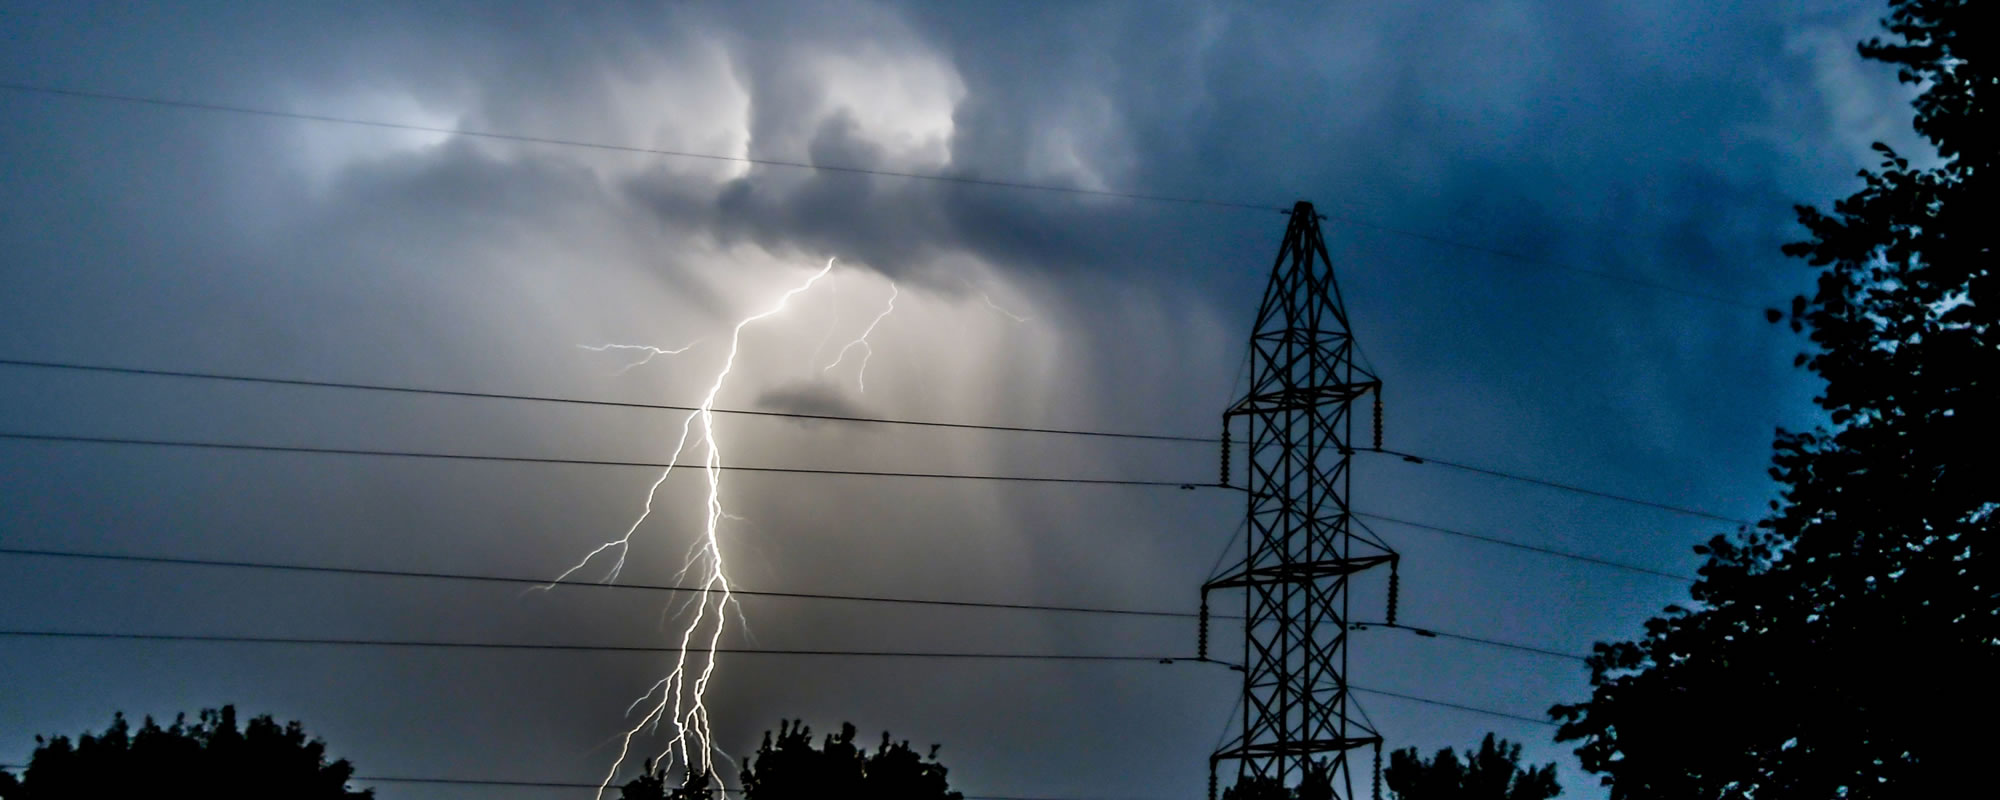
left=1203, top=201, right=1395, bottom=800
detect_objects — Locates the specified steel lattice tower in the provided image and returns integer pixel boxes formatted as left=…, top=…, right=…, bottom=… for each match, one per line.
left=1203, top=201, right=1395, bottom=800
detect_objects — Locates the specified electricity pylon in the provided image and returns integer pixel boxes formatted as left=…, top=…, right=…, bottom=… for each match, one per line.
left=1202, top=200, right=1396, bottom=800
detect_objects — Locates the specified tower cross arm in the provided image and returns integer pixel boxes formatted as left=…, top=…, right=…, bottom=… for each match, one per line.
left=1203, top=554, right=1396, bottom=591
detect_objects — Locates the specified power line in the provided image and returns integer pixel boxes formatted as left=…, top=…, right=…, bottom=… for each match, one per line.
left=0, top=544, right=1593, bottom=663
left=0, top=82, right=1278, bottom=214
left=0, top=431, right=1212, bottom=489
left=1346, top=686, right=1555, bottom=727
left=0, top=629, right=1179, bottom=662
left=1356, top=511, right=1698, bottom=582
left=1, top=357, right=1764, bottom=523
left=0, top=439, right=1705, bottom=595
left=0, top=82, right=1774, bottom=311
left=0, top=357, right=1213, bottom=444
left=0, top=545, right=1201, bottom=620
left=1370, top=448, right=1753, bottom=525
left=1357, top=623, right=1586, bottom=664
left=0, top=630, right=1554, bottom=726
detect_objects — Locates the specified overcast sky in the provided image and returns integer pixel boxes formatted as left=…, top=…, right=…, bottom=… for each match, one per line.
left=0, top=1, right=1923, bottom=798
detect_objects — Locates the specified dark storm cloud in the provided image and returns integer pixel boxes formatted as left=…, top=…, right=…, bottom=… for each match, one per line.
left=1, top=2, right=1919, bottom=799
left=578, top=0, right=1866, bottom=336
left=752, top=381, right=871, bottom=421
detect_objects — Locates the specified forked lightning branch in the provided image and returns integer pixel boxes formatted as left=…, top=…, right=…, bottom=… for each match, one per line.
left=543, top=258, right=954, bottom=798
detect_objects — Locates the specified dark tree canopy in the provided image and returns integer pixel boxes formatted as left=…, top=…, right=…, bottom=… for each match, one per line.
left=741, top=720, right=961, bottom=800
left=618, top=720, right=962, bottom=800
left=619, top=760, right=717, bottom=800
left=0, top=705, right=369, bottom=800
left=1551, top=1, right=1993, bottom=797
left=1383, top=735, right=1558, bottom=800
left=1220, top=760, right=1334, bottom=800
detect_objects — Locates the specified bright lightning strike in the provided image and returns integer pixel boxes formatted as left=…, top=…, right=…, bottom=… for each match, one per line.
left=542, top=340, right=702, bottom=585
left=580, top=341, right=699, bottom=374
left=821, top=282, right=899, bottom=392
left=981, top=292, right=1032, bottom=323
left=557, top=257, right=838, bottom=800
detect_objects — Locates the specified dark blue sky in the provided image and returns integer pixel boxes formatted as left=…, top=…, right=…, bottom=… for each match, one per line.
left=0, top=1, right=1922, bottom=798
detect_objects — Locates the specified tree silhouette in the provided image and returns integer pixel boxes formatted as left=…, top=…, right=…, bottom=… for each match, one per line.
left=1215, top=739, right=1552, bottom=800
left=1219, top=760, right=1334, bottom=800
left=1384, top=735, right=1558, bottom=800
left=740, top=720, right=961, bottom=800
left=618, top=720, right=962, bottom=800
left=1550, top=1, right=1992, bottom=797
left=1221, top=773, right=1294, bottom=800
left=618, top=759, right=717, bottom=800
left=0, top=705, right=369, bottom=799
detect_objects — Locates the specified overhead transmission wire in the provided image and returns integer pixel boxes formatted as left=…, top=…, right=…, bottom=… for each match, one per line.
left=0, top=428, right=1720, bottom=584
left=1210, top=694, right=1245, bottom=754
left=0, top=545, right=1589, bottom=663
left=1355, top=517, right=1588, bottom=661
left=0, top=630, right=1181, bottom=662
left=0, top=359, right=1714, bottom=585
left=0, top=81, right=1773, bottom=312
left=0, top=545, right=1200, bottom=620
left=0, top=357, right=1211, bottom=444
left=0, top=630, right=1554, bottom=726
left=0, top=356, right=1754, bottom=523
left=0, top=82, right=1275, bottom=214
left=1350, top=692, right=1383, bottom=740
left=1355, top=511, right=1698, bottom=582
left=0, top=431, right=1208, bottom=489
left=1203, top=518, right=1248, bottom=584
left=1371, top=448, right=1752, bottom=526
left=1348, top=508, right=1398, bottom=555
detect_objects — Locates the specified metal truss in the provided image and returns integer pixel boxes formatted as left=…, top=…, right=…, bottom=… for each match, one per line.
left=1204, top=201, right=1395, bottom=800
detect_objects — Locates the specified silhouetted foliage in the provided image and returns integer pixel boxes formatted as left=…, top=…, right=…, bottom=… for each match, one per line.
left=619, top=759, right=717, bottom=800
left=0, top=705, right=368, bottom=799
left=1220, top=760, right=1334, bottom=800
left=1222, top=773, right=1291, bottom=800
left=1384, top=735, right=1558, bottom=800
left=622, top=720, right=961, bottom=800
left=1550, top=1, right=1993, bottom=798
left=739, top=720, right=961, bottom=800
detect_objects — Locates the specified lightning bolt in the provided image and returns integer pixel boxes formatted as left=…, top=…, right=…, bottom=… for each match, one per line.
left=542, top=340, right=703, bottom=586
left=821, top=281, right=899, bottom=392
left=980, top=292, right=1031, bottom=323
left=551, top=257, right=839, bottom=800
left=580, top=342, right=699, bottom=374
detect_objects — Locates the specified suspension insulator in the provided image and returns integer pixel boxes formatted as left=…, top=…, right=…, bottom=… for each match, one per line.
left=1220, top=426, right=1231, bottom=487
left=1373, top=742, right=1384, bottom=800
left=1198, top=601, right=1210, bottom=661
left=1208, top=763, right=1218, bottom=800
left=1373, top=385, right=1384, bottom=451
left=1387, top=561, right=1400, bottom=627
